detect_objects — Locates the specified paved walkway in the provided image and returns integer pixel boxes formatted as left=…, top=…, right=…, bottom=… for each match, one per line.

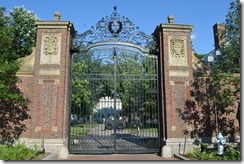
left=55, top=154, right=179, bottom=161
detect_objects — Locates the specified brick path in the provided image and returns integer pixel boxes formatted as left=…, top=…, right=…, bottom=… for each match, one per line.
left=55, top=154, right=179, bottom=161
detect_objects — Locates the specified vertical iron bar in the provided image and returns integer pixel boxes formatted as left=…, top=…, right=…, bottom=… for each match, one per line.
left=113, top=47, right=117, bottom=150
left=68, top=55, right=73, bottom=151
left=156, top=56, right=161, bottom=143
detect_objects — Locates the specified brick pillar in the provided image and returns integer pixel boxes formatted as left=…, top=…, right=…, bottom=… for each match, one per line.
left=153, top=15, right=194, bottom=157
left=25, top=12, right=75, bottom=154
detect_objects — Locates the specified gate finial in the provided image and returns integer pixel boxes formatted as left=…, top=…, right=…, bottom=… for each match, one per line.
left=113, top=6, right=118, bottom=16
left=114, top=6, right=117, bottom=12
left=168, top=14, right=174, bottom=24
left=54, top=11, right=61, bottom=21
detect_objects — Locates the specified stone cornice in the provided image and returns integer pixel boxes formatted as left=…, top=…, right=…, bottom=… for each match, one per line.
left=160, top=23, right=194, bottom=32
left=35, top=21, right=75, bottom=34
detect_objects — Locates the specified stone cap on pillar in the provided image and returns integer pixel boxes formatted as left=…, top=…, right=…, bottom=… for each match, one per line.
left=154, top=15, right=193, bottom=34
left=35, top=20, right=74, bottom=30
left=160, top=23, right=193, bottom=32
left=35, top=12, right=75, bottom=35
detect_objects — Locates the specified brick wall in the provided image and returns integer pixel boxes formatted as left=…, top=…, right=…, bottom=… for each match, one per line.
left=154, top=18, right=240, bottom=141
left=154, top=17, right=194, bottom=139
left=17, top=19, right=75, bottom=142
left=16, top=76, right=34, bottom=138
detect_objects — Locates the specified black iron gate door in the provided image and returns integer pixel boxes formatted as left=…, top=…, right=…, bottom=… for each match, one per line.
left=69, top=7, right=160, bottom=154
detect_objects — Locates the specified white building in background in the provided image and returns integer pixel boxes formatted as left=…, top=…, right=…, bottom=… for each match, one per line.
left=93, top=96, right=122, bottom=122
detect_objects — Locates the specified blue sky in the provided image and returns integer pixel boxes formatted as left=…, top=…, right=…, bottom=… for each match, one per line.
left=0, top=0, right=239, bottom=54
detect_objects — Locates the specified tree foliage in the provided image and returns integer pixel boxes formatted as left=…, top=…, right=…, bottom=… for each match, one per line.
left=214, top=0, right=240, bottom=74
left=8, top=6, right=38, bottom=58
left=178, top=0, right=240, bottom=140
left=210, top=0, right=241, bottom=133
left=0, top=6, right=38, bottom=141
left=71, top=56, right=92, bottom=119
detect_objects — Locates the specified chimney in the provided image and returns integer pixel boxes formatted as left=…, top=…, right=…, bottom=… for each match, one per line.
left=213, top=23, right=226, bottom=50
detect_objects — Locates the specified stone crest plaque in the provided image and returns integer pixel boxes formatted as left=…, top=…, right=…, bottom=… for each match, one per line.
left=168, top=36, right=188, bottom=66
left=40, top=33, right=61, bottom=65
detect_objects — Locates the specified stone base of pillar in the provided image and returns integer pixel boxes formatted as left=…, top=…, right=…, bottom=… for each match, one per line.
left=161, top=145, right=172, bottom=158
left=160, top=138, right=195, bottom=157
left=58, top=146, right=69, bottom=159
left=18, top=138, right=69, bottom=157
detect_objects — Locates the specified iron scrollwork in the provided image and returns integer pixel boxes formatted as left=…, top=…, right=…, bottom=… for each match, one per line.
left=77, top=6, right=154, bottom=52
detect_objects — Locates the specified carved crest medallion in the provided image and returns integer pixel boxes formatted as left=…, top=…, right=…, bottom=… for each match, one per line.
left=43, top=35, right=59, bottom=56
left=168, top=36, right=188, bottom=66
left=170, top=38, right=185, bottom=58
left=40, top=33, right=61, bottom=65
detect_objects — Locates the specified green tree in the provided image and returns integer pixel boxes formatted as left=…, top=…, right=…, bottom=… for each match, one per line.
left=178, top=0, right=240, bottom=140
left=0, top=7, right=21, bottom=104
left=8, top=6, right=38, bottom=58
left=0, top=6, right=37, bottom=142
left=210, top=0, right=240, bottom=134
left=71, top=56, right=92, bottom=120
left=214, top=0, right=240, bottom=73
left=116, top=53, right=158, bottom=126
left=194, top=52, right=206, bottom=60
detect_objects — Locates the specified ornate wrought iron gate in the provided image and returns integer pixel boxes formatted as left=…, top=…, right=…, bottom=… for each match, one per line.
left=69, top=7, right=160, bottom=154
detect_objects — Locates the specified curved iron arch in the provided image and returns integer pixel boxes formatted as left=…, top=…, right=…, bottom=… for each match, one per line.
left=76, top=6, right=154, bottom=55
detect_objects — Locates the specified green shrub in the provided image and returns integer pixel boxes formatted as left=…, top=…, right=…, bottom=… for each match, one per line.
left=224, top=144, right=240, bottom=160
left=185, top=144, right=240, bottom=160
left=0, top=143, right=42, bottom=160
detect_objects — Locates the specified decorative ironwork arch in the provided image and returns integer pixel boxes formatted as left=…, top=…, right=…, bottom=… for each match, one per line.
left=77, top=6, right=154, bottom=55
